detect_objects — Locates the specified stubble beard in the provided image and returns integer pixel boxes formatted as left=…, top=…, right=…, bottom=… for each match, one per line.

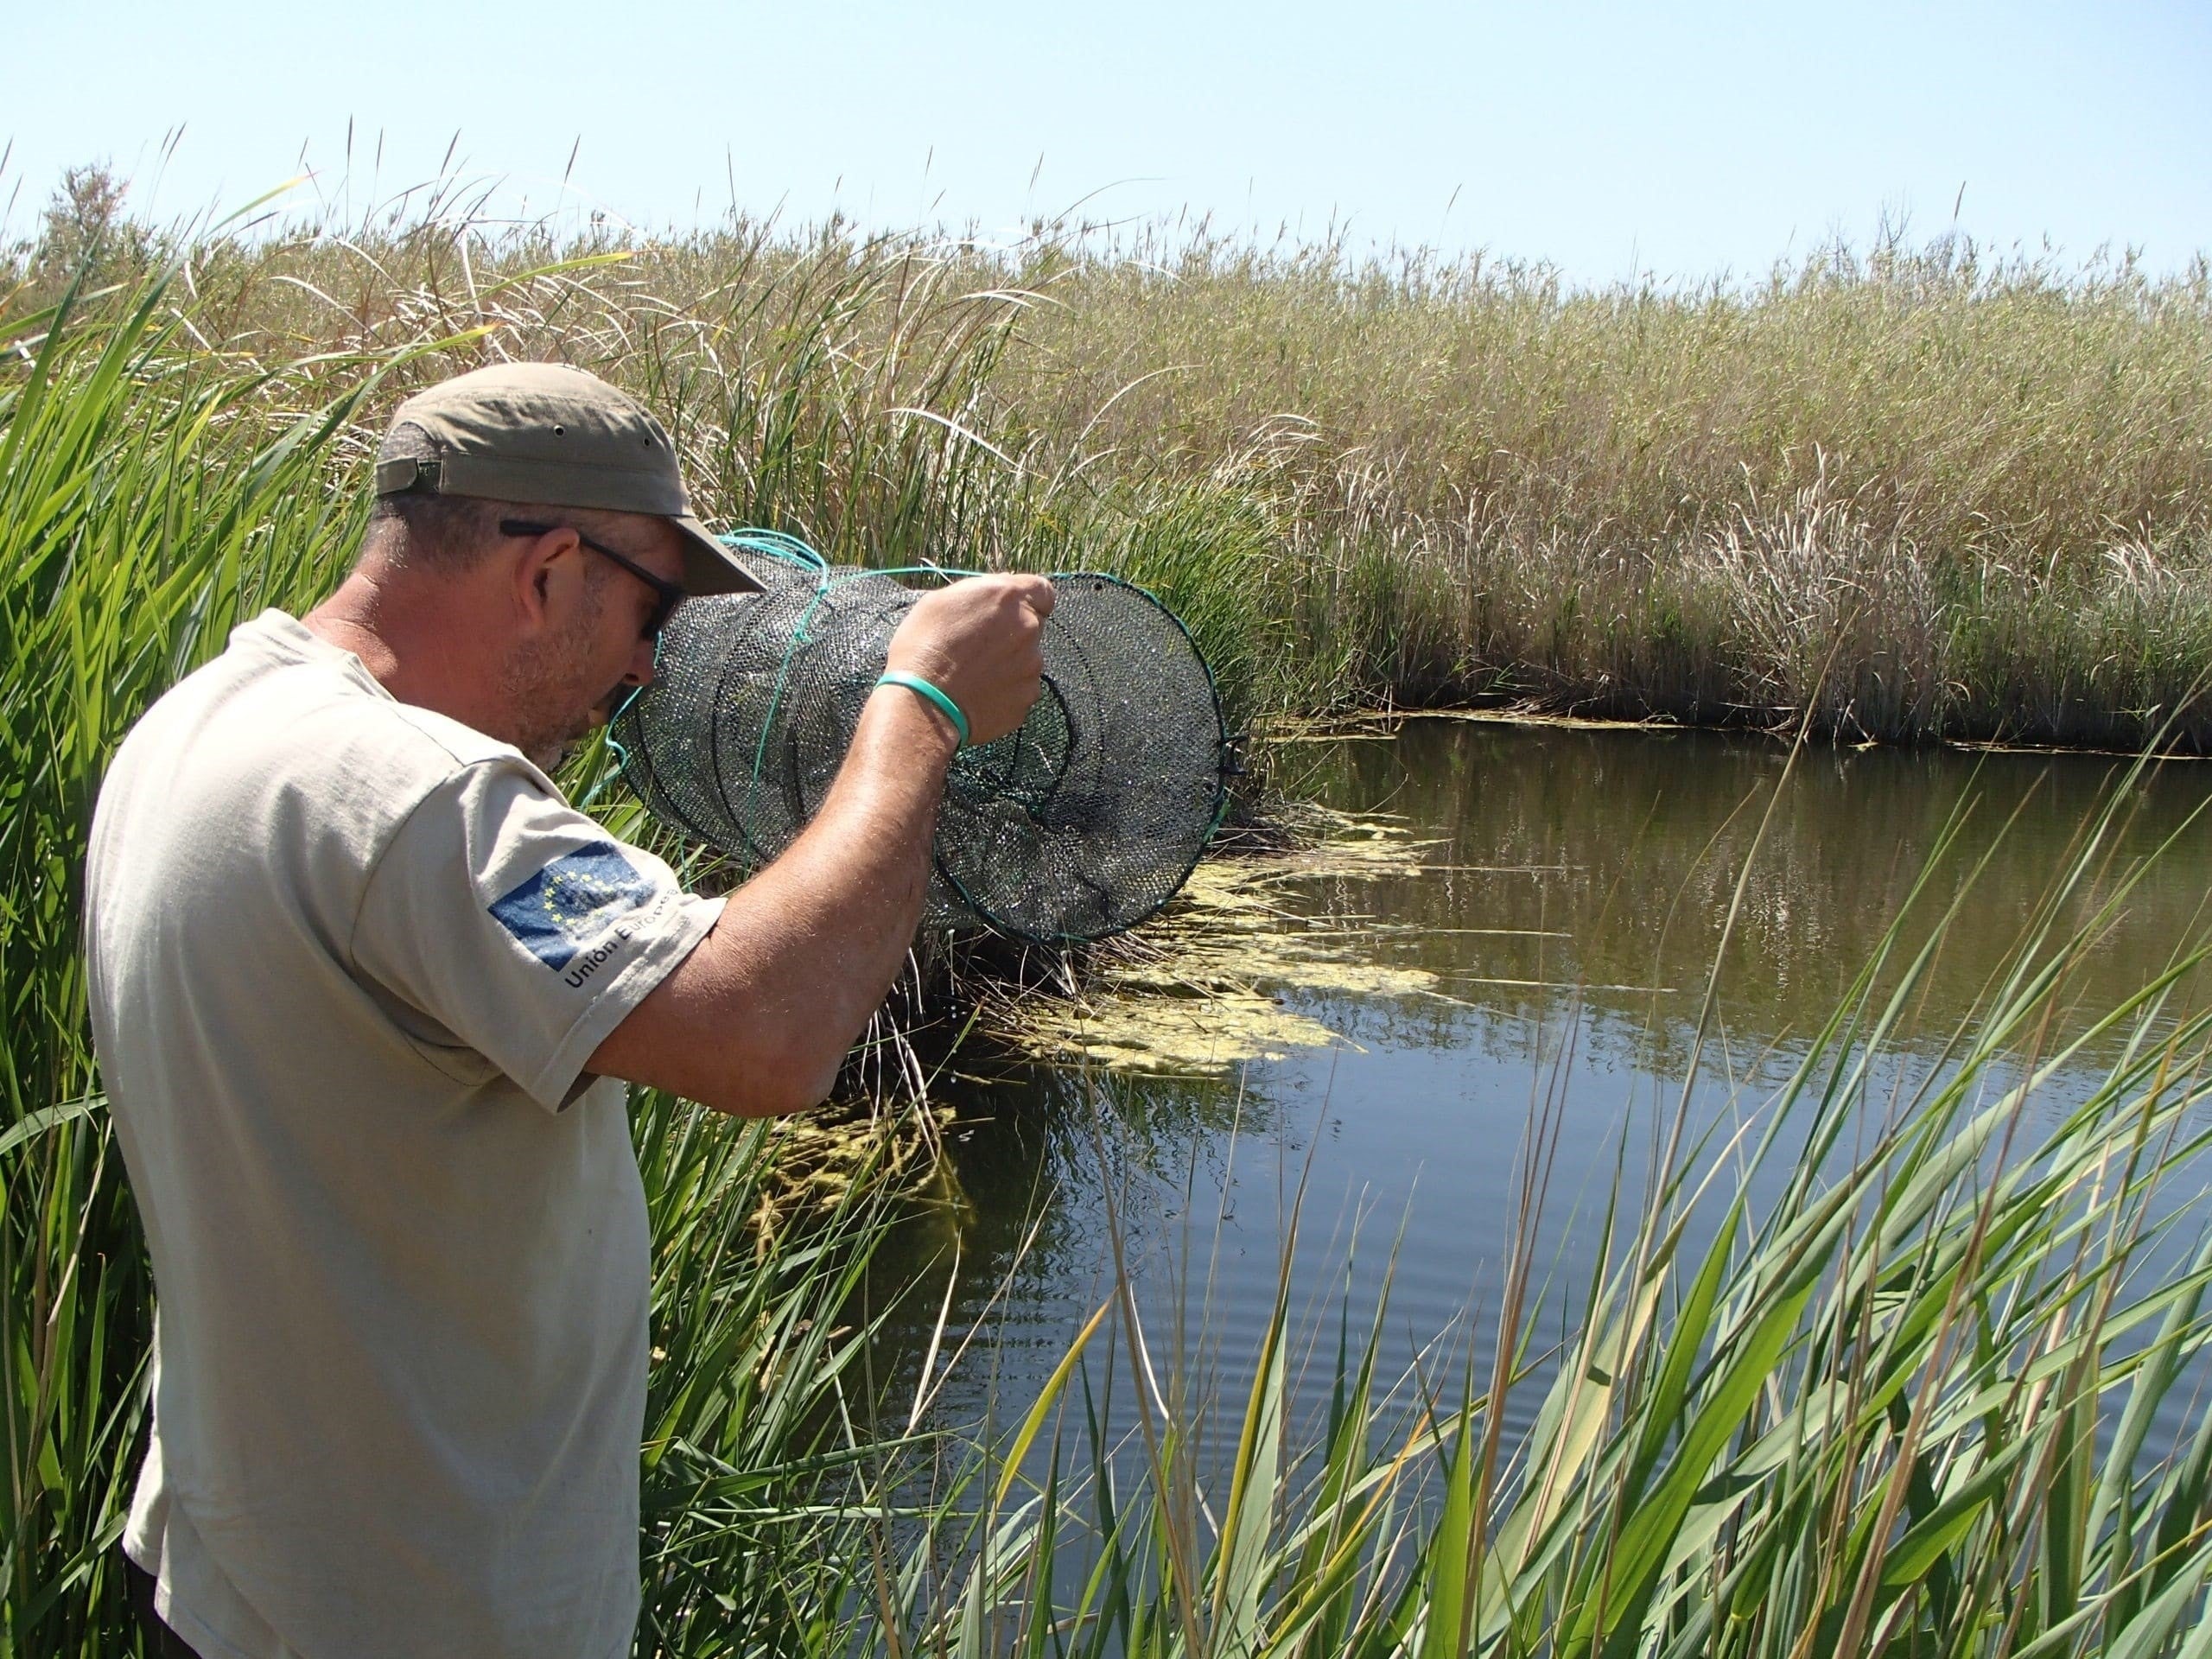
left=503, top=591, right=619, bottom=774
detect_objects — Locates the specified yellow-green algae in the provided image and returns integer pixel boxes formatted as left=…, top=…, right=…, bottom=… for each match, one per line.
left=989, top=808, right=1447, bottom=1074
left=747, top=1097, right=961, bottom=1242
left=756, top=810, right=1447, bottom=1220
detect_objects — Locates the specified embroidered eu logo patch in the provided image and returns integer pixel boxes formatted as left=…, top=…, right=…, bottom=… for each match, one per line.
left=489, top=843, right=658, bottom=972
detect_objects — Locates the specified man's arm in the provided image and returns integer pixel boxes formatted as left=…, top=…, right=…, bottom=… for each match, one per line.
left=587, top=574, right=1052, bottom=1116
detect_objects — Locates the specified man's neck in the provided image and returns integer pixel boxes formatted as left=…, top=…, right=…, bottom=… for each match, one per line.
left=304, top=563, right=510, bottom=741
left=303, top=572, right=402, bottom=680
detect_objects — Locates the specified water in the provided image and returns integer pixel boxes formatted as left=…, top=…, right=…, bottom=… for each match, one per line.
left=864, top=719, right=2212, bottom=1456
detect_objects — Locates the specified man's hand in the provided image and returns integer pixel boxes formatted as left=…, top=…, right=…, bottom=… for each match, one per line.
left=885, top=574, right=1054, bottom=746
left=588, top=570, right=1058, bottom=1117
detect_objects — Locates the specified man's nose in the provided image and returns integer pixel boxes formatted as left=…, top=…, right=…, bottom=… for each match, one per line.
left=626, top=635, right=658, bottom=690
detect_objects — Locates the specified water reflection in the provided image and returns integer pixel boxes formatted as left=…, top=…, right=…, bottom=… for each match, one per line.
left=862, top=720, right=2212, bottom=1452
left=1298, top=721, right=2212, bottom=1071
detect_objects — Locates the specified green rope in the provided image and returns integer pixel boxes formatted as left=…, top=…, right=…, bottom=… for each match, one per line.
left=731, top=537, right=993, bottom=799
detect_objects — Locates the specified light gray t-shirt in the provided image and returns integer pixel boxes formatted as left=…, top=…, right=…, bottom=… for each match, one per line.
left=85, top=611, right=723, bottom=1659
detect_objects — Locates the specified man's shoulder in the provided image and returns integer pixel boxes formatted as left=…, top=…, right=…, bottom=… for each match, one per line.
left=267, top=701, right=533, bottom=834
left=377, top=701, right=531, bottom=779
left=248, top=672, right=553, bottom=863
left=99, top=612, right=549, bottom=872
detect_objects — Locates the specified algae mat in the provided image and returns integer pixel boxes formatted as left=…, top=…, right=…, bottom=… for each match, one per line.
left=989, top=809, right=1457, bottom=1074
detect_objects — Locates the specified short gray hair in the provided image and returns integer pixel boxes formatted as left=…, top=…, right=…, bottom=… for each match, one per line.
left=364, top=423, right=508, bottom=568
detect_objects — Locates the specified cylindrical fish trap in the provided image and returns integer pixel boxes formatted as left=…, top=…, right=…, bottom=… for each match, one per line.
left=612, top=557, right=1231, bottom=944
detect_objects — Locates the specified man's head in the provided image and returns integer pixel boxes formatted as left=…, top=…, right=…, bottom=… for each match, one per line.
left=357, top=364, right=759, bottom=769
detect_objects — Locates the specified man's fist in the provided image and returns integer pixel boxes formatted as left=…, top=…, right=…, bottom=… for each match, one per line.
left=884, top=575, right=1054, bottom=747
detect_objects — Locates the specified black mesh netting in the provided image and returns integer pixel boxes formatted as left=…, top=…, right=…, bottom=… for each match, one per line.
left=612, top=565, right=1230, bottom=943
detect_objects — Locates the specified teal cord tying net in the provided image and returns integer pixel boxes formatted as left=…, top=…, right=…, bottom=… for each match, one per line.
left=610, top=531, right=1232, bottom=944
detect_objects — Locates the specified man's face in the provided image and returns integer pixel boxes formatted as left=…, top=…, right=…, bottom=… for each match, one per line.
left=504, top=516, right=686, bottom=771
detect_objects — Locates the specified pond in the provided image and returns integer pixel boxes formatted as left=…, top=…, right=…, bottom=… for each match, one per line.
left=864, top=718, right=2212, bottom=1459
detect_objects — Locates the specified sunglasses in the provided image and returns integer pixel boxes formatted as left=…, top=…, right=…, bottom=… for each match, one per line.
left=501, top=518, right=686, bottom=639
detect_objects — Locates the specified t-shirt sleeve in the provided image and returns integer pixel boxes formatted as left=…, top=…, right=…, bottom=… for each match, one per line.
left=349, top=758, right=723, bottom=1110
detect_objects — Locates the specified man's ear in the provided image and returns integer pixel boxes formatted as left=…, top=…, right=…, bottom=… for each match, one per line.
left=508, top=524, right=582, bottom=633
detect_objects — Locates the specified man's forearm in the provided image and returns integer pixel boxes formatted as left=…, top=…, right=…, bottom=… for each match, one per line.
left=715, top=684, right=960, bottom=1094
left=588, top=685, right=958, bottom=1115
left=590, top=569, right=1050, bottom=1115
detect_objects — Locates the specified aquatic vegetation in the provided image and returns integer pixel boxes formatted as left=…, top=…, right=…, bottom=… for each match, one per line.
left=991, top=810, right=1444, bottom=1071
left=9, top=171, right=2212, bottom=744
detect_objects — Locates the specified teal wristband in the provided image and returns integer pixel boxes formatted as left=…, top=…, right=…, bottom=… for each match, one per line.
left=876, top=671, right=971, bottom=747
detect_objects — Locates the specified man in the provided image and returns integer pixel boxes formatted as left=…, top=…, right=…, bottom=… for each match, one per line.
left=85, top=362, right=1052, bottom=1658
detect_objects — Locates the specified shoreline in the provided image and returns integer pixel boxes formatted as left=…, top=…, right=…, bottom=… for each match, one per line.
left=1261, top=701, right=2212, bottom=761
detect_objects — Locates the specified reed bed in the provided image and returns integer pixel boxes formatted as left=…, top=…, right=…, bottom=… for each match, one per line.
left=1005, top=228, right=2212, bottom=741
left=13, top=170, right=2212, bottom=743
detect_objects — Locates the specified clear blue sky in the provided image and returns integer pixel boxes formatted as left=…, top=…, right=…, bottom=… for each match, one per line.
left=9, top=0, right=2209, bottom=285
